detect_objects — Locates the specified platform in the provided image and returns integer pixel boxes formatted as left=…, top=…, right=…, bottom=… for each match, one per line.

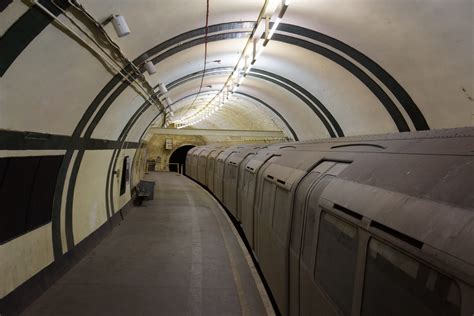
left=22, top=172, right=272, bottom=315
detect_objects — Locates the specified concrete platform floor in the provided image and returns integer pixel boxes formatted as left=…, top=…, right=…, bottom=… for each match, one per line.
left=22, top=172, right=273, bottom=316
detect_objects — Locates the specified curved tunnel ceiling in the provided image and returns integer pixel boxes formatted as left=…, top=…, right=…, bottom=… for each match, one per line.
left=1, top=0, right=472, bottom=146
left=0, top=0, right=472, bottom=292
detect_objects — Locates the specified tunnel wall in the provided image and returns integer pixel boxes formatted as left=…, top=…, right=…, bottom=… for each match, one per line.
left=145, top=134, right=206, bottom=171
left=0, top=0, right=472, bottom=312
left=0, top=147, right=144, bottom=302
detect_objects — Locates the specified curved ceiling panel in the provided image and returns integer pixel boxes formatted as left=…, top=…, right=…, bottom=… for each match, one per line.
left=0, top=0, right=471, bottom=271
left=284, top=0, right=472, bottom=129
left=1, top=0, right=472, bottom=146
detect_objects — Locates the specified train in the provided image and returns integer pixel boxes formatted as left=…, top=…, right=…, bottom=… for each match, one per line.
left=185, top=128, right=474, bottom=316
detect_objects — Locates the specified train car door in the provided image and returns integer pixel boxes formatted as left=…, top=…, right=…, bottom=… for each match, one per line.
left=240, top=154, right=278, bottom=250
left=298, top=162, right=351, bottom=316
left=288, top=161, right=338, bottom=316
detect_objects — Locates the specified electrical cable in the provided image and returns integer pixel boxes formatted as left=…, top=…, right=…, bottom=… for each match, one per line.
left=175, top=0, right=270, bottom=126
left=42, top=0, right=163, bottom=112
left=181, top=0, right=211, bottom=118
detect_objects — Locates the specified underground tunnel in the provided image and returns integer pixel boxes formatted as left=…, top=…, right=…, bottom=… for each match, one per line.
left=0, top=0, right=473, bottom=315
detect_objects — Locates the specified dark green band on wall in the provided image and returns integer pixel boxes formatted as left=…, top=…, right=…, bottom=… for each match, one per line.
left=0, top=0, right=70, bottom=77
left=0, top=130, right=139, bottom=150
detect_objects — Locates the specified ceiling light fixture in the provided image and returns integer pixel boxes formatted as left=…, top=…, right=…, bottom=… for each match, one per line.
left=173, top=0, right=291, bottom=127
left=144, top=60, right=156, bottom=75
left=267, top=17, right=281, bottom=40
left=102, top=15, right=130, bottom=38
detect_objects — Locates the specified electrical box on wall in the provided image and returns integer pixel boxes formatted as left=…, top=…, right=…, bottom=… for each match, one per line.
left=165, top=138, right=173, bottom=150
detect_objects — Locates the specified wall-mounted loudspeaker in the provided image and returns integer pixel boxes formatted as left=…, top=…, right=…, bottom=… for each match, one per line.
left=112, top=15, right=131, bottom=37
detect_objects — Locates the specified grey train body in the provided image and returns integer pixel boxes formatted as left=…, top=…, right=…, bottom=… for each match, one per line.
left=185, top=128, right=474, bottom=316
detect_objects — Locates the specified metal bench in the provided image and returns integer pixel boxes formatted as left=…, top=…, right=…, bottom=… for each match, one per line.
left=132, top=180, right=155, bottom=206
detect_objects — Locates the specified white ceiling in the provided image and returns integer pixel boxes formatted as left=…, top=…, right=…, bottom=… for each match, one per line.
left=1, top=0, right=472, bottom=143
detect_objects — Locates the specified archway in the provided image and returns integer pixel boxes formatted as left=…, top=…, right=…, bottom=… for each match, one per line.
left=169, top=145, right=195, bottom=174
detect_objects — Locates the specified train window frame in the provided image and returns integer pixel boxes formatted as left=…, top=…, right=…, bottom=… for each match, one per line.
left=301, top=175, right=335, bottom=268
left=290, top=171, right=322, bottom=253
left=259, top=178, right=276, bottom=225
left=361, top=236, right=462, bottom=316
left=313, top=210, right=360, bottom=315
left=273, top=186, right=292, bottom=238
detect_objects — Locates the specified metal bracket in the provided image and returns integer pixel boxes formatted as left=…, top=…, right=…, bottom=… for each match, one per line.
left=101, top=14, right=115, bottom=26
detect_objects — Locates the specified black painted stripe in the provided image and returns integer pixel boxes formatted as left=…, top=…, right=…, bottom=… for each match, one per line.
left=0, top=1, right=69, bottom=77
left=62, top=32, right=253, bottom=247
left=162, top=89, right=299, bottom=141
left=150, top=31, right=251, bottom=65
left=147, top=36, right=343, bottom=136
left=3, top=15, right=426, bottom=138
left=57, top=22, right=412, bottom=254
left=166, top=66, right=233, bottom=90
left=164, top=67, right=340, bottom=137
left=51, top=76, right=125, bottom=257
left=2, top=18, right=255, bottom=258
left=133, top=21, right=256, bottom=65
left=0, top=127, right=139, bottom=256
left=106, top=103, right=160, bottom=217
left=236, top=92, right=299, bottom=141
left=273, top=33, right=410, bottom=132
left=0, top=130, right=139, bottom=150
left=277, top=23, right=429, bottom=131
left=0, top=202, right=133, bottom=316
left=0, top=3, right=430, bottom=283
left=144, top=30, right=406, bottom=133
left=64, top=79, right=143, bottom=248
left=64, top=152, right=81, bottom=248
left=106, top=100, right=154, bottom=217
left=252, top=73, right=336, bottom=137
left=19, top=18, right=425, bottom=257
left=0, top=0, right=13, bottom=12
left=250, top=69, right=344, bottom=137
left=51, top=151, right=71, bottom=256
left=140, top=25, right=414, bottom=132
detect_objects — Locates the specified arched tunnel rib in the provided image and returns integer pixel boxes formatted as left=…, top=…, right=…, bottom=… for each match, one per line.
left=166, top=67, right=342, bottom=137
left=145, top=28, right=414, bottom=132
left=2, top=1, right=472, bottom=315
left=277, top=23, right=430, bottom=131
left=160, top=89, right=299, bottom=140
left=40, top=20, right=428, bottom=255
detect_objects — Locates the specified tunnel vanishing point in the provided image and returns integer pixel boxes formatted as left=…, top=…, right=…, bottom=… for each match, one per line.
left=0, top=0, right=473, bottom=315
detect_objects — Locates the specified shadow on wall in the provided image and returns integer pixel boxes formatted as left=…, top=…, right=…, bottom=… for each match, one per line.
left=169, top=145, right=195, bottom=174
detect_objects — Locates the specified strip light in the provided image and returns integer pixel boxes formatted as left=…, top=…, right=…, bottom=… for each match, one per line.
left=173, top=0, right=290, bottom=128
left=267, top=17, right=281, bottom=40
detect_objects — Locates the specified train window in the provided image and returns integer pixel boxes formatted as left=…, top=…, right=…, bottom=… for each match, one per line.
left=315, top=212, right=359, bottom=315
left=208, top=160, right=214, bottom=172
left=216, top=161, right=222, bottom=175
left=230, top=165, right=238, bottom=180
left=224, top=164, right=231, bottom=178
left=241, top=169, right=249, bottom=194
left=301, top=203, right=317, bottom=266
left=230, top=165, right=234, bottom=180
left=362, top=239, right=460, bottom=316
left=290, top=172, right=321, bottom=252
left=273, top=187, right=291, bottom=237
left=244, top=170, right=256, bottom=202
left=301, top=176, right=333, bottom=266
left=260, top=180, right=276, bottom=225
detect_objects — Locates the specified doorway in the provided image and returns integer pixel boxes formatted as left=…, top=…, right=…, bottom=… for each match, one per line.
left=169, top=145, right=195, bottom=174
